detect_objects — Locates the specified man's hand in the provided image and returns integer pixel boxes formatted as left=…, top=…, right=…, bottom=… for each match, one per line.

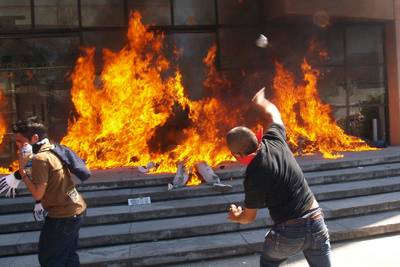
left=252, top=87, right=284, bottom=126
left=17, top=144, right=32, bottom=170
left=227, top=204, right=257, bottom=224
left=228, top=204, right=243, bottom=220
left=252, top=87, right=269, bottom=107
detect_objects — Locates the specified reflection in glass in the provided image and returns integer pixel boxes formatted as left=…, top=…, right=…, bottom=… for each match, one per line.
left=348, top=66, right=385, bottom=105
left=330, top=106, right=348, bottom=134
left=0, top=0, right=31, bottom=29
left=348, top=105, right=386, bottom=142
left=317, top=66, right=345, bottom=106
left=81, top=0, right=124, bottom=27
left=218, top=0, right=260, bottom=25
left=219, top=28, right=268, bottom=69
left=346, top=25, right=384, bottom=65
left=82, top=31, right=125, bottom=68
left=35, top=0, right=78, bottom=28
left=127, top=0, right=171, bottom=25
left=173, top=0, right=215, bottom=25
left=314, top=27, right=344, bottom=65
left=0, top=36, right=80, bottom=147
left=0, top=37, right=80, bottom=69
left=166, top=33, right=215, bottom=99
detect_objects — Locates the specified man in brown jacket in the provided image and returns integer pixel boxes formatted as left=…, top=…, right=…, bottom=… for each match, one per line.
left=13, top=118, right=86, bottom=267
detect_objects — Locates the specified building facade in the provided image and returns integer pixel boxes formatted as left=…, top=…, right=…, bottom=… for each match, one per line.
left=0, top=0, right=399, bottom=164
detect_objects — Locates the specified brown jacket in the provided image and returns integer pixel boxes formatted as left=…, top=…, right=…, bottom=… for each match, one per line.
left=31, top=143, right=86, bottom=218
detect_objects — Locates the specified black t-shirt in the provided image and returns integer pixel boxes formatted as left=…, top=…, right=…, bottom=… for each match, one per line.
left=244, top=123, right=315, bottom=223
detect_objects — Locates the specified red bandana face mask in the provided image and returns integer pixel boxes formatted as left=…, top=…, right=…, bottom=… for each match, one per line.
left=234, top=127, right=263, bottom=166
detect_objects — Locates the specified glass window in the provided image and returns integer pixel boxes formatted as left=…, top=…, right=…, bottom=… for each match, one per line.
left=314, top=27, right=344, bottom=65
left=0, top=67, right=73, bottom=143
left=331, top=106, right=348, bottom=131
left=0, top=36, right=79, bottom=143
left=81, top=0, right=125, bottom=27
left=318, top=66, right=346, bottom=106
left=219, top=28, right=269, bottom=69
left=348, top=66, right=385, bottom=105
left=346, top=25, right=384, bottom=65
left=166, top=32, right=215, bottom=100
left=34, top=0, right=78, bottom=28
left=348, top=105, right=386, bottom=142
left=173, top=0, right=215, bottom=25
left=0, top=36, right=80, bottom=69
left=218, top=0, right=260, bottom=25
left=82, top=30, right=125, bottom=68
left=127, top=0, right=171, bottom=25
left=0, top=0, right=31, bottom=29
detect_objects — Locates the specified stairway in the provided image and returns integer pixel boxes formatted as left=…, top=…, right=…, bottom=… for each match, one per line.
left=1, top=147, right=400, bottom=267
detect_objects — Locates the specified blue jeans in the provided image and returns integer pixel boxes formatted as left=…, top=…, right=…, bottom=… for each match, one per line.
left=38, top=213, right=84, bottom=267
left=260, top=212, right=332, bottom=267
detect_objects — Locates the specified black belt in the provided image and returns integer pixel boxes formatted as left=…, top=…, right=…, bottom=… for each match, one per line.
left=277, top=208, right=323, bottom=226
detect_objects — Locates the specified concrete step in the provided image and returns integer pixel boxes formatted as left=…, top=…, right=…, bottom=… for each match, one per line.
left=1, top=210, right=399, bottom=267
left=312, top=176, right=400, bottom=200
left=3, top=162, right=400, bottom=215
left=4, top=147, right=400, bottom=197
left=1, top=148, right=400, bottom=266
left=2, top=184, right=400, bottom=234
left=1, top=188, right=400, bottom=257
left=297, top=147, right=400, bottom=172
left=0, top=179, right=244, bottom=214
left=305, top=163, right=400, bottom=185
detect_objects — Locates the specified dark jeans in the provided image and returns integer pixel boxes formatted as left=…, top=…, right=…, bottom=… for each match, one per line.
left=38, top=213, right=84, bottom=267
left=260, top=211, right=332, bottom=267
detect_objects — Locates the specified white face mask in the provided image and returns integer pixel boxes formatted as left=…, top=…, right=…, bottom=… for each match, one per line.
left=20, top=143, right=33, bottom=157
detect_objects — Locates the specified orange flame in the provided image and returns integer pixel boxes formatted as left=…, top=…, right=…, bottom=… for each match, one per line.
left=0, top=88, right=6, bottom=145
left=0, top=12, right=377, bottom=178
left=61, top=12, right=238, bottom=176
left=186, top=171, right=202, bottom=186
left=272, top=59, right=375, bottom=158
left=0, top=88, right=12, bottom=174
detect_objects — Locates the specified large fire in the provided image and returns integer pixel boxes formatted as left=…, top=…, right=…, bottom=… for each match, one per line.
left=0, top=12, right=375, bottom=177
left=273, top=60, right=375, bottom=158
left=61, top=12, right=240, bottom=179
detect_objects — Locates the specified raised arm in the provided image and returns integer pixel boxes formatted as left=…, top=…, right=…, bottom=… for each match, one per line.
left=252, top=87, right=284, bottom=126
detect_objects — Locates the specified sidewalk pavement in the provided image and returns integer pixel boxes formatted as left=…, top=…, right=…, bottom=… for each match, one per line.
left=166, top=234, right=400, bottom=267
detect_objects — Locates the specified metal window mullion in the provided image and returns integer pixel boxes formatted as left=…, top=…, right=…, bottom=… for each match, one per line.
left=123, top=0, right=129, bottom=26
left=77, top=0, right=83, bottom=44
left=170, top=0, right=174, bottom=26
left=214, top=0, right=221, bottom=70
left=31, top=0, right=35, bottom=28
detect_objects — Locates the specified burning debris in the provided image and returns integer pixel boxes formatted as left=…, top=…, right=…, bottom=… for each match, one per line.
left=138, top=162, right=157, bottom=174
left=168, top=159, right=190, bottom=190
left=168, top=160, right=232, bottom=192
left=195, top=161, right=232, bottom=192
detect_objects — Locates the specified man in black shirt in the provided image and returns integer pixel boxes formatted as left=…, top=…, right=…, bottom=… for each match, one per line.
left=226, top=88, right=332, bottom=267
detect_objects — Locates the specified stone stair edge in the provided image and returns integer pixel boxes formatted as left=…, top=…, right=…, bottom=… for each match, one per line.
left=1, top=210, right=399, bottom=267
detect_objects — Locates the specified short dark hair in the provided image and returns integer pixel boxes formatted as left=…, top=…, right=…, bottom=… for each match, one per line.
left=12, top=117, right=48, bottom=141
left=226, top=126, right=258, bottom=155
